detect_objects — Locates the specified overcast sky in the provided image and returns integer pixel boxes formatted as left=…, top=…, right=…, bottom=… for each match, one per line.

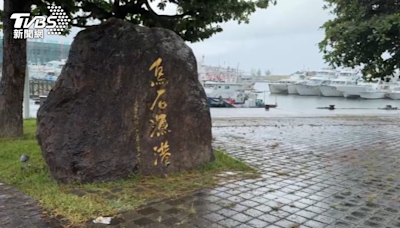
left=1, top=0, right=333, bottom=75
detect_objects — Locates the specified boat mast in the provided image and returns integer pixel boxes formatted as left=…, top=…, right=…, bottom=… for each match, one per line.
left=236, top=62, right=240, bottom=83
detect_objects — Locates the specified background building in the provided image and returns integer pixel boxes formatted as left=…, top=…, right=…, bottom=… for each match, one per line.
left=0, top=35, right=71, bottom=65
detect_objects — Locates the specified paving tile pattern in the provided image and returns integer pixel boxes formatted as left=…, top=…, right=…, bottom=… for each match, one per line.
left=2, top=116, right=400, bottom=228
left=104, top=116, right=400, bottom=227
left=0, top=182, right=58, bottom=228
left=209, top=117, right=400, bottom=228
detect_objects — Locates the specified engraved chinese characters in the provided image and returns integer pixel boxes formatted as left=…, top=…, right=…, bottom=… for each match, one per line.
left=149, top=58, right=171, bottom=166
left=153, top=141, right=171, bottom=167
left=149, top=114, right=169, bottom=137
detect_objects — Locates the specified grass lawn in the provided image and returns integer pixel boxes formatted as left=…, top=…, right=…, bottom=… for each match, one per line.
left=0, top=119, right=256, bottom=225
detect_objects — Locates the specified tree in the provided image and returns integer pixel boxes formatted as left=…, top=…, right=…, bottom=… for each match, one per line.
left=0, top=0, right=32, bottom=138
left=250, top=68, right=256, bottom=76
left=95, top=0, right=275, bottom=42
left=319, top=0, right=400, bottom=80
left=265, top=69, right=271, bottom=76
left=35, top=0, right=277, bottom=42
left=256, top=68, right=261, bottom=76
left=0, top=0, right=277, bottom=138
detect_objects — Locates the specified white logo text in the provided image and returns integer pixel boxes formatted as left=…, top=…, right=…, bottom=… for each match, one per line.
left=11, top=5, right=71, bottom=39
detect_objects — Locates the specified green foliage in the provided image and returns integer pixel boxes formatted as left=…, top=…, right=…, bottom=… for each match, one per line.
left=319, top=0, right=400, bottom=80
left=256, top=68, right=261, bottom=76
left=31, top=0, right=276, bottom=42
left=2, top=0, right=276, bottom=42
left=30, top=0, right=81, bottom=36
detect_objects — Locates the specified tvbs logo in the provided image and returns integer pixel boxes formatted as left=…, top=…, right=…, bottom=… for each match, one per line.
left=11, top=13, right=58, bottom=29
left=10, top=5, right=70, bottom=39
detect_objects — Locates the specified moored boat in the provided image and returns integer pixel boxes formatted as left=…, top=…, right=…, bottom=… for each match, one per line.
left=203, top=81, right=247, bottom=104
left=387, top=86, right=400, bottom=100
left=269, top=72, right=308, bottom=95
left=319, top=70, right=360, bottom=97
left=359, top=91, right=387, bottom=99
left=359, top=84, right=390, bottom=99
left=336, top=78, right=381, bottom=98
left=287, top=84, right=298, bottom=94
left=268, top=82, right=288, bottom=94
left=295, top=68, right=337, bottom=96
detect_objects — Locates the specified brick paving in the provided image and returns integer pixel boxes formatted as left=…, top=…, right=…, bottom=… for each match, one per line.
left=108, top=116, right=400, bottom=227
left=2, top=116, right=400, bottom=227
left=0, top=182, right=58, bottom=228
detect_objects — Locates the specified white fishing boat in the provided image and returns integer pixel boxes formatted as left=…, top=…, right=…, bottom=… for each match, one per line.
left=387, top=86, right=400, bottom=100
left=43, top=59, right=66, bottom=70
left=295, top=68, right=338, bottom=96
left=288, top=72, right=309, bottom=94
left=359, top=85, right=390, bottom=99
left=287, top=84, right=297, bottom=94
left=319, top=79, right=354, bottom=97
left=268, top=72, right=308, bottom=94
left=30, top=59, right=66, bottom=80
left=336, top=78, right=381, bottom=98
left=43, top=70, right=60, bottom=81
left=203, top=81, right=247, bottom=104
left=288, top=81, right=307, bottom=94
left=319, top=70, right=360, bottom=97
left=268, top=81, right=288, bottom=94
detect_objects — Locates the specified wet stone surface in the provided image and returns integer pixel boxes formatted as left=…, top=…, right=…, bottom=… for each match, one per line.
left=86, top=116, right=400, bottom=227
left=3, top=116, right=400, bottom=227
left=0, top=182, right=57, bottom=228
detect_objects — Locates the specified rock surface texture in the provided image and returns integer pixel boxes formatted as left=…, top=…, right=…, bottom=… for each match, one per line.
left=36, top=18, right=213, bottom=183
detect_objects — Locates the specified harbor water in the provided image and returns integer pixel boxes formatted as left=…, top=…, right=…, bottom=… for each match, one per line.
left=211, top=94, right=400, bottom=118
left=25, top=83, right=400, bottom=119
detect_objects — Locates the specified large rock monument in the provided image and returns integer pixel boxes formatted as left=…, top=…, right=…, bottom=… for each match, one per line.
left=36, top=18, right=214, bottom=184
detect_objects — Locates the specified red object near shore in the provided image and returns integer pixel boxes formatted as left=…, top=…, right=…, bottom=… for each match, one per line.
left=226, top=98, right=236, bottom=104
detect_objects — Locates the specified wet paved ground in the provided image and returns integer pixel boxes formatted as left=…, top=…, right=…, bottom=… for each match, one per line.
left=107, top=116, right=400, bottom=227
left=2, top=116, right=400, bottom=227
left=0, top=182, right=56, bottom=228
